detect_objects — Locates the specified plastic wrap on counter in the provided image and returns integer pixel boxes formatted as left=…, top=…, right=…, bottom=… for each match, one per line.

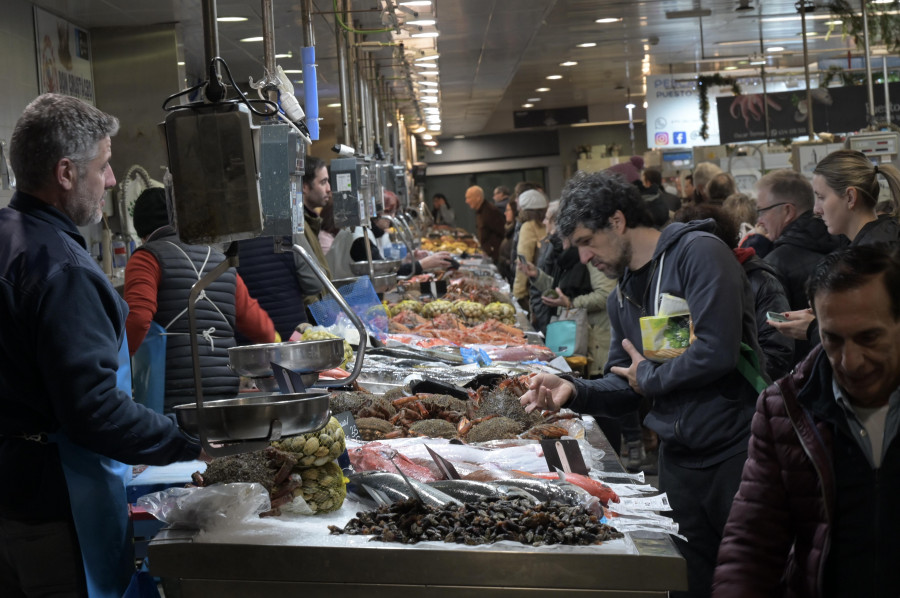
left=137, top=483, right=270, bottom=529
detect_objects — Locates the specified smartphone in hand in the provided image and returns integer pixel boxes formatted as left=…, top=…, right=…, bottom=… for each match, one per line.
left=766, top=311, right=788, bottom=322
left=517, top=254, right=528, bottom=265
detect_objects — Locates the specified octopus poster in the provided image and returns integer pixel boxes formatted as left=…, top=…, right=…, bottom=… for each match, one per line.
left=717, top=83, right=900, bottom=144
left=33, top=6, right=95, bottom=105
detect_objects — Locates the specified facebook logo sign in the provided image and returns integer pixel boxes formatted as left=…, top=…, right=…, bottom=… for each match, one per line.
left=673, top=131, right=687, bottom=145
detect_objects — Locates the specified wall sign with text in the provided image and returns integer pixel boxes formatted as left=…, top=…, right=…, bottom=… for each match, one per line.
left=34, top=7, right=95, bottom=104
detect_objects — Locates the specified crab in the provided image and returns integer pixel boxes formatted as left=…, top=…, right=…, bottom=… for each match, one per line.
left=356, top=417, right=403, bottom=441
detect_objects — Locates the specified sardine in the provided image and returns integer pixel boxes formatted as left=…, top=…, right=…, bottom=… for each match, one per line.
left=349, top=472, right=457, bottom=508
left=427, top=479, right=503, bottom=503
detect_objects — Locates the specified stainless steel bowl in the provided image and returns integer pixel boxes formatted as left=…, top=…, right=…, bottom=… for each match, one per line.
left=333, top=273, right=397, bottom=294
left=228, top=339, right=344, bottom=378
left=349, top=259, right=402, bottom=276
left=174, top=391, right=330, bottom=441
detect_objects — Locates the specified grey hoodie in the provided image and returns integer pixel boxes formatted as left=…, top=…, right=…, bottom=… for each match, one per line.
left=568, top=220, right=767, bottom=468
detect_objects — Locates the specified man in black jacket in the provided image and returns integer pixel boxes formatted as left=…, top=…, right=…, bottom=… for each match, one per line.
left=756, top=170, right=845, bottom=364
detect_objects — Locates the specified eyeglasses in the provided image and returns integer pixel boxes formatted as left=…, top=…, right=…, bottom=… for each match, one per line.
left=756, top=202, right=789, bottom=216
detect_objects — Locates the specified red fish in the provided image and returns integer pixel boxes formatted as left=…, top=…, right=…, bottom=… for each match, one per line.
left=514, top=470, right=619, bottom=505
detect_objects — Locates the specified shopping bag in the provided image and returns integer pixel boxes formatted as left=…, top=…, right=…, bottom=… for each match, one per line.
left=546, top=307, right=588, bottom=357
left=639, top=293, right=694, bottom=363
left=132, top=321, right=166, bottom=413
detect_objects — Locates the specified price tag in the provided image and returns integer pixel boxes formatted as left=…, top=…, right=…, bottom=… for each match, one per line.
left=333, top=410, right=361, bottom=441
left=540, top=438, right=589, bottom=475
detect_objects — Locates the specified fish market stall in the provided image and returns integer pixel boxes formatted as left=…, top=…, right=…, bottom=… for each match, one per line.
left=147, top=419, right=686, bottom=597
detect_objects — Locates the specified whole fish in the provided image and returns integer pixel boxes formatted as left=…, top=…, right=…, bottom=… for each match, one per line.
left=514, top=470, right=620, bottom=505
left=427, top=480, right=503, bottom=503
left=349, top=472, right=457, bottom=509
left=489, top=478, right=584, bottom=506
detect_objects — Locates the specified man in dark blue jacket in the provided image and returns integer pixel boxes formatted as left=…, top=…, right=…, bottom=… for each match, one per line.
left=0, top=94, right=203, bottom=598
left=521, top=171, right=766, bottom=598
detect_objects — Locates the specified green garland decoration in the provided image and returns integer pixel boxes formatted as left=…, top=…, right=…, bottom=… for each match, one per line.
left=697, top=74, right=741, bottom=140
left=828, top=1, right=900, bottom=56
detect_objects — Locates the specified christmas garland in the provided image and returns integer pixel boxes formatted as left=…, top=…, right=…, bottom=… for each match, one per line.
left=697, top=74, right=741, bottom=140
left=828, top=0, right=900, bottom=56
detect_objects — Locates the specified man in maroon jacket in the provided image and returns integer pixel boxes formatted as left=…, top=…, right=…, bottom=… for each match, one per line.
left=465, top=185, right=505, bottom=262
left=713, top=245, right=900, bottom=598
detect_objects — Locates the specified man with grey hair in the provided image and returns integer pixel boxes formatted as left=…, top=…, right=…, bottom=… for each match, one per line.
left=756, top=169, right=845, bottom=363
left=0, top=94, right=203, bottom=597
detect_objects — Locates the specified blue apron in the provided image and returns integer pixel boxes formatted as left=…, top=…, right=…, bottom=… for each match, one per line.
left=53, top=336, right=134, bottom=598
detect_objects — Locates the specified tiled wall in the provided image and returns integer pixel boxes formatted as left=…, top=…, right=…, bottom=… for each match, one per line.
left=0, top=0, right=41, bottom=207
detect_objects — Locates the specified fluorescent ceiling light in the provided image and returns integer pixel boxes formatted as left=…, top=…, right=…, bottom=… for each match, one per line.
left=420, top=70, right=440, bottom=76
left=433, top=149, right=443, bottom=154
left=527, top=97, right=541, bottom=102
left=421, top=96, right=438, bottom=103
left=217, top=16, right=247, bottom=22
left=424, top=107, right=440, bottom=112
left=415, top=54, right=439, bottom=61
left=412, top=31, right=440, bottom=38
left=240, top=36, right=264, bottom=42
left=327, top=103, right=341, bottom=108
left=560, top=61, right=578, bottom=67
left=419, top=81, right=438, bottom=87
left=825, top=20, right=843, bottom=25
left=724, top=65, right=738, bottom=70
left=422, top=134, right=433, bottom=140
left=275, top=52, right=292, bottom=58
left=407, top=19, right=436, bottom=26
left=416, top=62, right=438, bottom=68
left=625, top=103, right=636, bottom=109
left=643, top=101, right=648, bottom=108
left=282, top=69, right=302, bottom=74
left=767, top=46, right=784, bottom=53
left=522, top=103, right=534, bottom=108
left=428, top=125, right=441, bottom=131
left=177, top=61, right=185, bottom=66
left=546, top=74, right=562, bottom=80
left=595, top=18, right=621, bottom=24
left=536, top=87, right=550, bottom=92
left=749, top=58, right=766, bottom=65
left=421, top=88, right=439, bottom=94
left=424, top=140, right=437, bottom=146
left=401, top=1, right=433, bottom=6
left=666, top=9, right=711, bottom=18
left=413, top=126, right=427, bottom=133
left=576, top=42, right=597, bottom=48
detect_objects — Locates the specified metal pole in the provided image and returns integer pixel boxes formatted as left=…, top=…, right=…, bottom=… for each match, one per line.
left=371, top=57, right=382, bottom=152
left=800, top=4, right=814, bottom=138
left=884, top=57, right=892, bottom=126
left=335, top=0, right=352, bottom=145
left=202, top=0, right=219, bottom=65
left=261, top=0, right=276, bottom=76
left=758, top=5, right=771, bottom=142
left=301, top=0, right=314, bottom=45
left=349, top=42, right=363, bottom=152
left=862, top=0, right=876, bottom=125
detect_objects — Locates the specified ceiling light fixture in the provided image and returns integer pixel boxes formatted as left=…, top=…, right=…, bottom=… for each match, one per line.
left=217, top=16, right=248, bottom=22
left=454, top=135, right=465, bottom=139
left=401, top=1, right=433, bottom=6
left=433, top=149, right=443, bottom=154
left=595, top=17, right=622, bottom=23
left=422, top=134, right=433, bottom=140
left=522, top=103, right=534, bottom=108
left=282, top=69, right=302, bottom=74
left=428, top=125, right=441, bottom=131
left=414, top=54, right=440, bottom=61
left=420, top=70, right=440, bottom=76
left=546, top=74, right=562, bottom=80
left=576, top=42, right=597, bottom=48
left=240, top=36, right=264, bottom=42
left=666, top=8, right=711, bottom=18
left=560, top=61, right=578, bottom=67
left=416, top=62, right=438, bottom=68
left=536, top=87, right=550, bottom=92
left=421, top=96, right=438, bottom=103
left=424, top=140, right=437, bottom=146
left=419, top=81, right=439, bottom=86
left=275, top=52, right=292, bottom=58
left=421, top=88, right=439, bottom=94
left=406, top=19, right=436, bottom=26
left=724, top=65, right=738, bottom=70
left=625, top=103, right=636, bottom=110
left=327, top=103, right=341, bottom=108
left=527, top=97, right=541, bottom=102
left=414, top=126, right=427, bottom=133
left=412, top=31, right=440, bottom=38
left=767, top=46, right=785, bottom=52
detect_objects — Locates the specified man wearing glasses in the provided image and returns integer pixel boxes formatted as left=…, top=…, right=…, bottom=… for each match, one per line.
left=756, top=170, right=845, bottom=363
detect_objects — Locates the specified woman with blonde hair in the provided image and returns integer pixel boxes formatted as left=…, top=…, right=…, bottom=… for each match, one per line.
left=812, top=149, right=900, bottom=246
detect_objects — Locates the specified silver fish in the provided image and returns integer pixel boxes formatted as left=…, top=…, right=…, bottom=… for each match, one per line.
left=349, top=472, right=457, bottom=508
left=490, top=478, right=585, bottom=506
left=427, top=480, right=503, bottom=503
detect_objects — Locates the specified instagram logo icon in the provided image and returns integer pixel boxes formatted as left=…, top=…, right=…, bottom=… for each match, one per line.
left=655, top=132, right=669, bottom=145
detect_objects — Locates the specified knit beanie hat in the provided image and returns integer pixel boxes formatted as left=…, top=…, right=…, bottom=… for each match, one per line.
left=132, top=187, right=170, bottom=238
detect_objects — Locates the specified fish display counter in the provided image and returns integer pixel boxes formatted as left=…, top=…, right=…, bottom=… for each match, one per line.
left=147, top=420, right=687, bottom=597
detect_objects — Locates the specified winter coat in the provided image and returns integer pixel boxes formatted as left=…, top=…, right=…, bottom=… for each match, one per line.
left=735, top=249, right=793, bottom=381
left=713, top=346, right=900, bottom=598
left=497, top=222, right=516, bottom=284
left=567, top=220, right=766, bottom=467
left=475, top=201, right=506, bottom=262
left=764, top=212, right=846, bottom=364
left=237, top=236, right=308, bottom=340
left=0, top=192, right=199, bottom=521
left=851, top=214, right=900, bottom=247
left=512, top=219, right=547, bottom=299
